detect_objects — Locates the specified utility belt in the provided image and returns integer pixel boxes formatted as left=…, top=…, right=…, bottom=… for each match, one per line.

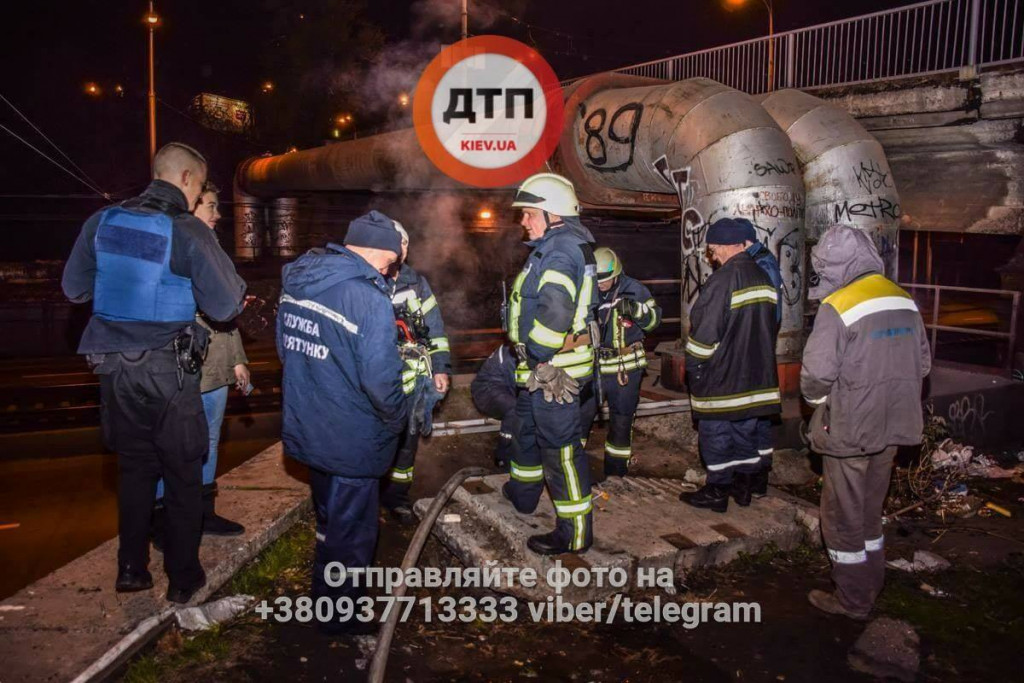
left=514, top=344, right=594, bottom=387
left=399, top=342, right=432, bottom=395
left=597, top=341, right=647, bottom=376
left=87, top=324, right=208, bottom=389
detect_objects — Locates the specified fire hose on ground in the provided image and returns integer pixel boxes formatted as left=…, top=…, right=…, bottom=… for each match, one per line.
left=368, top=466, right=489, bottom=683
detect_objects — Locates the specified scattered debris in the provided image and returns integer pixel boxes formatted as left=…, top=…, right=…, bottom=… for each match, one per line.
left=983, top=501, right=1012, bottom=518
left=683, top=469, right=706, bottom=487
left=175, top=595, right=255, bottom=631
left=847, top=617, right=920, bottom=682
left=886, top=550, right=951, bottom=573
left=930, top=439, right=974, bottom=470
left=441, top=513, right=462, bottom=524
left=918, top=582, right=948, bottom=598
left=0, top=605, right=25, bottom=612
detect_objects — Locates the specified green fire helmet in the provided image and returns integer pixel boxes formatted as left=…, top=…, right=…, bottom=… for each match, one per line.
left=594, top=247, right=622, bottom=283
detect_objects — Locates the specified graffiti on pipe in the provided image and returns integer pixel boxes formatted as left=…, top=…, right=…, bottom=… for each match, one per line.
left=852, top=159, right=893, bottom=194
left=833, top=196, right=901, bottom=222
left=752, top=158, right=796, bottom=177
left=946, top=394, right=993, bottom=443
left=580, top=102, right=643, bottom=173
left=654, top=155, right=707, bottom=304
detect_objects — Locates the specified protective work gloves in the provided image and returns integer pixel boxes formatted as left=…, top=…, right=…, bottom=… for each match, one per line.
left=614, top=298, right=647, bottom=321
left=526, top=362, right=580, bottom=404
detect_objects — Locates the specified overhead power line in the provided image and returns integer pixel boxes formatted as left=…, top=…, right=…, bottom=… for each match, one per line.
left=0, top=122, right=110, bottom=200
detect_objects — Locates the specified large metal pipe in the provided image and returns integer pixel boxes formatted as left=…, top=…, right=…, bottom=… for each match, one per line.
left=558, top=76, right=806, bottom=356
left=231, top=172, right=266, bottom=260
left=759, top=89, right=901, bottom=277
left=237, top=129, right=453, bottom=197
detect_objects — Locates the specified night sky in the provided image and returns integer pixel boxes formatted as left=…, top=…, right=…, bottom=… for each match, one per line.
left=1, top=0, right=922, bottom=205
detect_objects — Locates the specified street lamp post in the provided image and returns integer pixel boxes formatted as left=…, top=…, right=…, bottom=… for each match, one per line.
left=725, top=0, right=775, bottom=91
left=145, top=3, right=158, bottom=165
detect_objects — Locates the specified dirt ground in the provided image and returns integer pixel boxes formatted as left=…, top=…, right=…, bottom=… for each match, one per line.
left=119, top=393, right=1024, bottom=683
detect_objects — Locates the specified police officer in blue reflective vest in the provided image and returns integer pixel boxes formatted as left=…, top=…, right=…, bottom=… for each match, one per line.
left=503, top=173, right=599, bottom=555
left=277, top=211, right=408, bottom=636
left=381, top=220, right=451, bottom=525
left=580, top=247, right=661, bottom=477
left=62, top=143, right=247, bottom=603
left=739, top=218, right=783, bottom=497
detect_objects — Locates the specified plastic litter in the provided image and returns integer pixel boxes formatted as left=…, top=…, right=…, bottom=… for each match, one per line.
left=174, top=595, right=255, bottom=631
left=886, top=550, right=951, bottom=573
left=441, top=513, right=461, bottom=524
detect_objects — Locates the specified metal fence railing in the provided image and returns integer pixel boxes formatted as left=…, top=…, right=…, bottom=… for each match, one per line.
left=563, top=0, right=1024, bottom=94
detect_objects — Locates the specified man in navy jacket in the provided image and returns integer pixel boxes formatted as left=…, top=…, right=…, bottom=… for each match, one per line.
left=277, top=210, right=407, bottom=635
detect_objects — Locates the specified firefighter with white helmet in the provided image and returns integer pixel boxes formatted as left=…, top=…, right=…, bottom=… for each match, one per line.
left=503, top=172, right=599, bottom=555
left=579, top=247, right=661, bottom=477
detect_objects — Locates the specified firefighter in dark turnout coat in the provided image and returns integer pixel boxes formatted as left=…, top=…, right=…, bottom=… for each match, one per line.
left=381, top=220, right=451, bottom=525
left=579, top=247, right=661, bottom=476
left=682, top=218, right=781, bottom=513
left=504, top=173, right=599, bottom=555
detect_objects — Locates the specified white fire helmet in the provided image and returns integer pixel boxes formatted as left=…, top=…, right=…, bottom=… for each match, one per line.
left=511, top=173, right=579, bottom=217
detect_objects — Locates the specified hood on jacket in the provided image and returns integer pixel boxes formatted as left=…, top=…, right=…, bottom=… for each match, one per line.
left=561, top=215, right=596, bottom=244
left=281, top=243, right=384, bottom=300
left=809, top=225, right=884, bottom=300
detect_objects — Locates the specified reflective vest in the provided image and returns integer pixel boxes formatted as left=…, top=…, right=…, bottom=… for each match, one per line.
left=93, top=207, right=196, bottom=323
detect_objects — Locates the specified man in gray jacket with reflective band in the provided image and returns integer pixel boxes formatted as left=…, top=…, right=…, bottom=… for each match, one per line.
left=802, top=224, right=931, bottom=620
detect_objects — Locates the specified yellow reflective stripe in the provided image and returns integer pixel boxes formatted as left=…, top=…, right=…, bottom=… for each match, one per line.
left=824, top=273, right=912, bottom=315
left=642, top=299, right=659, bottom=331
left=510, top=462, right=544, bottom=482
left=528, top=320, right=567, bottom=349
left=508, top=270, right=527, bottom=344
left=731, top=286, right=778, bottom=309
left=554, top=495, right=593, bottom=518
left=389, top=467, right=414, bottom=482
left=685, top=337, right=718, bottom=359
left=420, top=294, right=437, bottom=315
left=561, top=445, right=581, bottom=501
left=572, top=269, right=595, bottom=335
left=551, top=346, right=594, bottom=367
left=538, top=270, right=577, bottom=301
left=429, top=337, right=450, bottom=352
left=605, top=443, right=631, bottom=457
left=690, top=388, right=782, bottom=412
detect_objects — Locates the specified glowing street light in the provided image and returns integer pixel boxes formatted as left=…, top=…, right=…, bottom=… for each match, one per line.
left=398, top=92, right=410, bottom=107
left=332, top=128, right=340, bottom=138
left=724, top=0, right=775, bottom=91
left=114, top=84, right=124, bottom=96
left=84, top=82, right=101, bottom=96
left=261, top=81, right=275, bottom=93
left=478, top=209, right=493, bottom=220
left=145, top=1, right=160, bottom=163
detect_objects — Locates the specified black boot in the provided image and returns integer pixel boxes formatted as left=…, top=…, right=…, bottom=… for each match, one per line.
left=166, top=568, right=207, bottom=604
left=751, top=467, right=770, bottom=498
left=731, top=473, right=753, bottom=507
left=604, top=456, right=629, bottom=478
left=388, top=505, right=417, bottom=526
left=116, top=563, right=154, bottom=593
left=151, top=502, right=166, bottom=553
left=527, top=530, right=590, bottom=555
left=202, top=483, right=245, bottom=536
left=680, top=483, right=730, bottom=513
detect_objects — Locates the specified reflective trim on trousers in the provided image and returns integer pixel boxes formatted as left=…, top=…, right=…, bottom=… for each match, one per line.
left=605, top=442, right=631, bottom=458
left=389, top=467, right=414, bottom=483
left=705, top=455, right=762, bottom=472
left=827, top=547, right=867, bottom=564
left=864, top=535, right=885, bottom=552
left=510, top=461, right=544, bottom=482
left=553, top=494, right=593, bottom=518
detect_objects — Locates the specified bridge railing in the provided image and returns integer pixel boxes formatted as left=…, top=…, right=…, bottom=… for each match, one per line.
left=562, top=0, right=1024, bottom=93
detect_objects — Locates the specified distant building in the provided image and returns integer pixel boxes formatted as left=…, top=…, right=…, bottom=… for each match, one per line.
left=189, top=93, right=254, bottom=136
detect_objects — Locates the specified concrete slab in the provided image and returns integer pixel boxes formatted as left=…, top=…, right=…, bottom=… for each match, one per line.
left=0, top=443, right=310, bottom=683
left=416, top=474, right=820, bottom=602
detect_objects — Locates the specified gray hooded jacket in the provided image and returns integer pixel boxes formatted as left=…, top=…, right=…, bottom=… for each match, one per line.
left=801, top=225, right=931, bottom=457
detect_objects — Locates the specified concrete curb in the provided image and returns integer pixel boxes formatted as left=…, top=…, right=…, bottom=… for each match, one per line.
left=0, top=443, right=310, bottom=683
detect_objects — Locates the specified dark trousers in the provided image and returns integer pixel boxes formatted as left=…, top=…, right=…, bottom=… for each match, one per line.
left=756, top=417, right=774, bottom=470
left=821, top=446, right=896, bottom=615
left=381, top=431, right=419, bottom=509
left=580, top=369, right=643, bottom=476
left=507, top=382, right=593, bottom=551
left=97, top=349, right=207, bottom=586
left=698, top=418, right=761, bottom=485
left=310, top=468, right=379, bottom=607
left=472, top=382, right=519, bottom=467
